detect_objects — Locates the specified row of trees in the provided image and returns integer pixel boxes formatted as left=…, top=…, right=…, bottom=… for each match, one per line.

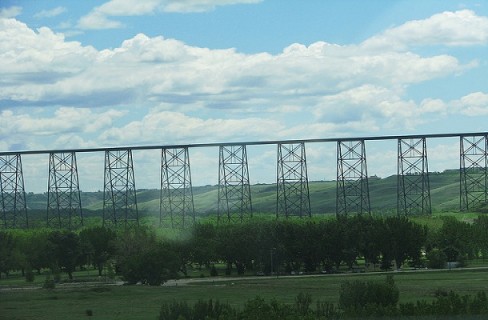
left=1, top=215, right=488, bottom=285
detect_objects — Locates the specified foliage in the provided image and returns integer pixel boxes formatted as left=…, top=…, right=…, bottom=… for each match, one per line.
left=426, top=248, right=448, bottom=269
left=159, top=299, right=236, bottom=320
left=115, top=227, right=180, bottom=285
left=79, top=226, right=116, bottom=276
left=338, top=275, right=399, bottom=316
left=0, top=231, right=16, bottom=278
left=46, top=230, right=81, bottom=280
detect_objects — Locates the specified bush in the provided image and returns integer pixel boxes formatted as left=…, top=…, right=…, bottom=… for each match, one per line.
left=339, top=275, right=399, bottom=316
left=159, top=299, right=235, bottom=320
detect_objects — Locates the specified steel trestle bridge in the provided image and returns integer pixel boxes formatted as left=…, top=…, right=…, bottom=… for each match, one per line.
left=1, top=132, right=487, bottom=229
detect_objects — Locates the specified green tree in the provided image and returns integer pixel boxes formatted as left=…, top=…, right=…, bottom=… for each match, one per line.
left=79, top=226, right=116, bottom=276
left=0, top=231, right=16, bottom=279
left=47, top=230, right=81, bottom=280
left=115, top=227, right=179, bottom=285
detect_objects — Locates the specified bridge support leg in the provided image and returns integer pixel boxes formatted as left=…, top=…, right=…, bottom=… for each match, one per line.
left=397, top=138, right=431, bottom=216
left=336, top=140, right=371, bottom=217
left=276, top=143, right=311, bottom=218
left=103, top=149, right=138, bottom=228
left=0, top=154, right=28, bottom=228
left=160, top=148, right=195, bottom=228
left=218, top=145, right=253, bottom=223
left=460, top=135, right=488, bottom=211
left=47, top=152, right=83, bottom=229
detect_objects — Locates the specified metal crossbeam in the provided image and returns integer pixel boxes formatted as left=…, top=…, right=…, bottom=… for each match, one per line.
left=47, top=152, right=83, bottom=229
left=103, top=149, right=138, bottom=228
left=276, top=143, right=311, bottom=218
left=218, top=145, right=253, bottom=222
left=160, top=148, right=195, bottom=228
left=397, top=138, right=431, bottom=216
left=336, top=140, right=370, bottom=217
left=460, top=135, right=488, bottom=211
left=0, top=154, right=28, bottom=228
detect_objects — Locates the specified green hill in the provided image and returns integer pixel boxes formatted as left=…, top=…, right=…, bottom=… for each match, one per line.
left=23, top=169, right=467, bottom=218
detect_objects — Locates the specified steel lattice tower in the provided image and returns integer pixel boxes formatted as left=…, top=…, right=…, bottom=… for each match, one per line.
left=218, top=145, right=253, bottom=223
left=460, top=135, right=488, bottom=211
left=276, top=143, right=311, bottom=218
left=397, top=138, right=431, bottom=216
left=160, top=147, right=195, bottom=228
left=0, top=154, right=28, bottom=228
left=336, top=140, right=371, bottom=217
left=103, top=149, right=139, bottom=228
left=47, top=152, right=83, bottom=229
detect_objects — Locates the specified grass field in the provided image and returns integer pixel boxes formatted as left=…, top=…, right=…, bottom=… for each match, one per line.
left=2, top=267, right=488, bottom=320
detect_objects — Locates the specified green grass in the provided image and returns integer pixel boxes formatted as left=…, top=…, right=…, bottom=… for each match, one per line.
left=3, top=268, right=488, bottom=320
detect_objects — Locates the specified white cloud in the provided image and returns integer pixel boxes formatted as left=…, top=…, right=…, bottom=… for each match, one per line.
left=450, top=92, right=488, bottom=116
left=363, top=10, right=488, bottom=51
left=0, top=6, right=21, bottom=18
left=78, top=0, right=262, bottom=30
left=0, top=107, right=126, bottom=151
left=98, top=110, right=285, bottom=145
left=34, top=7, right=66, bottom=19
left=2, top=9, right=488, bottom=155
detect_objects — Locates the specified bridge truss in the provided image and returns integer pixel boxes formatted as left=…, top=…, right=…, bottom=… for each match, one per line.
left=1, top=132, right=488, bottom=229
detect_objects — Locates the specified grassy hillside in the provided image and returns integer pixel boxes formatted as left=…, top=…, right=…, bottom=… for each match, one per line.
left=25, top=169, right=465, bottom=218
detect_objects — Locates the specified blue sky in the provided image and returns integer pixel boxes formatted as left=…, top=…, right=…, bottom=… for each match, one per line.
left=1, top=0, right=488, bottom=192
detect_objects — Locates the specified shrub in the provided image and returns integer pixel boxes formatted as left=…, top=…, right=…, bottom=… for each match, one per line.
left=339, top=275, right=399, bottom=316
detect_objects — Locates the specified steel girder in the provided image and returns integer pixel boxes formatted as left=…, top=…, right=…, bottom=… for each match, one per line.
left=160, top=147, right=195, bottom=229
left=460, top=135, right=488, bottom=211
left=218, top=145, right=253, bottom=223
left=47, top=152, right=83, bottom=229
left=397, top=138, right=431, bottom=216
left=336, top=140, right=371, bottom=217
left=103, top=149, right=139, bottom=228
left=0, top=154, right=28, bottom=228
left=276, top=143, right=311, bottom=218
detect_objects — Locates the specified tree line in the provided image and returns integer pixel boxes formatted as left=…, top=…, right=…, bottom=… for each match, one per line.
left=1, top=215, right=488, bottom=285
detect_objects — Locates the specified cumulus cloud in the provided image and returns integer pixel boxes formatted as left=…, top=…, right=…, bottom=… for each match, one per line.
left=1, top=9, right=488, bottom=151
left=78, top=0, right=262, bottom=29
left=98, top=110, right=285, bottom=145
left=362, top=10, right=488, bottom=51
left=0, top=6, right=21, bottom=18
left=0, top=108, right=126, bottom=150
left=450, top=92, right=488, bottom=116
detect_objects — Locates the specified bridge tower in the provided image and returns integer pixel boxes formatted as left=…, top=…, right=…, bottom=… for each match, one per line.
left=218, top=145, right=253, bottom=223
left=103, top=149, right=139, bottom=228
left=276, top=143, right=311, bottom=218
left=47, top=152, right=83, bottom=229
left=460, top=135, right=488, bottom=211
left=0, top=154, right=28, bottom=228
left=397, top=138, right=431, bottom=216
left=336, top=140, right=371, bottom=217
left=160, top=147, right=195, bottom=228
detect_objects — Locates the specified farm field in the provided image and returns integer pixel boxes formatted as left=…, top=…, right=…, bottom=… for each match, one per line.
left=2, top=267, right=488, bottom=320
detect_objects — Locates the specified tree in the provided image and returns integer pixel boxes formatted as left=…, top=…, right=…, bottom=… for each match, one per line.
left=0, top=231, right=16, bottom=279
left=47, top=230, right=81, bottom=280
left=380, top=217, right=426, bottom=269
left=79, top=226, right=116, bottom=276
left=115, top=227, right=180, bottom=285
